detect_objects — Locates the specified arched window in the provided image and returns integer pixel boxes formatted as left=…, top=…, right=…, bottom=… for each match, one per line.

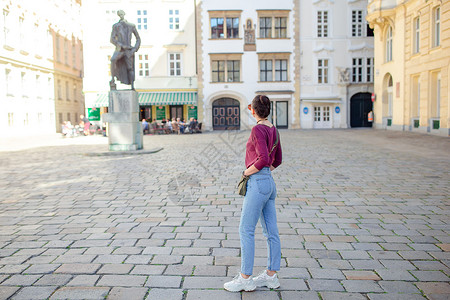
left=386, top=26, right=393, bottom=62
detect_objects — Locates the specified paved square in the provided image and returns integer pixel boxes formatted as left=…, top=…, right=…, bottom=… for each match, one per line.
left=0, top=129, right=449, bottom=299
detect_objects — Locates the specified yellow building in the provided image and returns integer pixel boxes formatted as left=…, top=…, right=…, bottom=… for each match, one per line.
left=367, top=0, right=449, bottom=136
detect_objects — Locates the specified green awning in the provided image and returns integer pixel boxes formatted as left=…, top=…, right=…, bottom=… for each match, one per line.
left=92, top=93, right=108, bottom=107
left=92, top=92, right=197, bottom=107
left=139, top=92, right=197, bottom=105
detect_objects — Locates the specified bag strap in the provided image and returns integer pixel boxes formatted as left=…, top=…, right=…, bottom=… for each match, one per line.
left=269, top=128, right=279, bottom=155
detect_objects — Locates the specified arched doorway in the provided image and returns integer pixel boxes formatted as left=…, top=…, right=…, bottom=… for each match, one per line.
left=212, top=98, right=240, bottom=130
left=350, top=93, right=373, bottom=127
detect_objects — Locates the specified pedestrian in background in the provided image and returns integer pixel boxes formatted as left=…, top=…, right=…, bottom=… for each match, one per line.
left=224, top=95, right=283, bottom=292
left=80, top=115, right=90, bottom=136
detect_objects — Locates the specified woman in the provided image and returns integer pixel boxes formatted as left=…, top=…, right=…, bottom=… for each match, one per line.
left=224, top=95, right=282, bottom=292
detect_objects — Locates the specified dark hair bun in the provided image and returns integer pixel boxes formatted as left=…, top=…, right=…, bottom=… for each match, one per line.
left=251, top=95, right=271, bottom=118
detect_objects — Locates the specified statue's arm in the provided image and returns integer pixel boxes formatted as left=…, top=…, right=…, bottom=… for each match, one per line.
left=110, top=27, right=120, bottom=48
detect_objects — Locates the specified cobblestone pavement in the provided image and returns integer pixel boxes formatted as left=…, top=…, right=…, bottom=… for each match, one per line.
left=0, top=129, right=449, bottom=300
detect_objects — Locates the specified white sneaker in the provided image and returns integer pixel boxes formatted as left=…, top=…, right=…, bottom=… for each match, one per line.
left=253, top=270, right=280, bottom=289
left=224, top=273, right=257, bottom=292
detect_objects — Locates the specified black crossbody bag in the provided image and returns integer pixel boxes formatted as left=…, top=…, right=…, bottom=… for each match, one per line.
left=237, top=129, right=279, bottom=196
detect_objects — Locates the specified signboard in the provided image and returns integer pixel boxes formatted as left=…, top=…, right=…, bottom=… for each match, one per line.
left=303, top=107, right=308, bottom=114
left=188, top=106, right=198, bottom=119
left=156, top=106, right=166, bottom=120
left=371, top=93, right=376, bottom=102
left=88, top=108, right=100, bottom=121
left=335, top=106, right=340, bottom=114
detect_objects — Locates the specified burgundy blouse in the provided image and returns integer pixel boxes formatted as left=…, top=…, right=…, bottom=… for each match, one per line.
left=245, top=124, right=282, bottom=170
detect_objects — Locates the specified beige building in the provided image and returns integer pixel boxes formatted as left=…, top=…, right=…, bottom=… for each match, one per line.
left=367, top=0, right=449, bottom=136
left=52, top=0, right=84, bottom=132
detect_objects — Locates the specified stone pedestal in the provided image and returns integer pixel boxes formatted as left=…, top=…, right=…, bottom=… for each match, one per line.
left=102, top=90, right=143, bottom=151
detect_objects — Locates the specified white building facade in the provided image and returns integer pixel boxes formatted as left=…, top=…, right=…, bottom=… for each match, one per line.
left=299, top=0, right=374, bottom=129
left=0, top=0, right=56, bottom=136
left=83, top=0, right=198, bottom=124
left=196, top=0, right=300, bottom=131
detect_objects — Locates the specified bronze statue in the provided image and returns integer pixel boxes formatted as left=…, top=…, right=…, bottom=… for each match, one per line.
left=110, top=10, right=141, bottom=90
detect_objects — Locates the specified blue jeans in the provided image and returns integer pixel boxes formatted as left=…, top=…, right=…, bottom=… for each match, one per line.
left=239, top=167, right=281, bottom=275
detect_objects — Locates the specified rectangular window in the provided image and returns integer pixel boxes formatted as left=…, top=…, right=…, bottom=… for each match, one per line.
left=366, top=58, right=373, bottom=82
left=413, top=17, right=420, bottom=53
left=8, top=112, right=13, bottom=127
left=317, top=11, right=328, bottom=37
left=169, top=9, right=179, bottom=30
left=260, top=60, right=272, bottom=82
left=169, top=53, right=181, bottom=76
left=64, top=39, right=69, bottom=65
left=274, top=17, right=287, bottom=38
left=5, top=69, right=11, bottom=95
left=386, top=26, right=393, bottom=62
left=259, top=17, right=272, bottom=38
left=65, top=81, right=69, bottom=100
left=352, top=58, right=363, bottom=82
left=73, top=84, right=77, bottom=102
left=318, top=59, right=328, bottom=84
left=433, top=7, right=440, bottom=47
left=72, top=42, right=76, bottom=67
left=210, top=11, right=241, bottom=39
left=226, top=60, right=240, bottom=82
left=211, top=17, right=224, bottom=38
left=56, top=35, right=60, bottom=62
left=137, top=10, right=148, bottom=30
left=211, top=60, right=225, bottom=82
left=58, top=113, right=63, bottom=125
left=352, top=10, right=363, bottom=37
left=67, top=113, right=71, bottom=122
left=275, top=59, right=288, bottom=81
left=138, top=54, right=149, bottom=77
left=2, top=9, right=9, bottom=44
left=226, top=17, right=239, bottom=38
left=211, top=56, right=242, bottom=83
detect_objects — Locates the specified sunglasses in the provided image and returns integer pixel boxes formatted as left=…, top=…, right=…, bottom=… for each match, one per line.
left=247, top=104, right=252, bottom=110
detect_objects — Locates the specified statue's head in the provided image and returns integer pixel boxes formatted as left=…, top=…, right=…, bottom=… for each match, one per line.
left=117, top=10, right=125, bottom=20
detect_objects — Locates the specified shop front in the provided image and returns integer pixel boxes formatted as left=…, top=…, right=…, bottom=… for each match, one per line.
left=300, top=98, right=342, bottom=129
left=90, top=91, right=198, bottom=123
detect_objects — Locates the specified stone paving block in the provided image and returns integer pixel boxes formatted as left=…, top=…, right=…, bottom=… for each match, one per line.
left=150, top=255, right=183, bottom=265
left=50, top=286, right=110, bottom=299
left=343, top=270, right=380, bottom=280
left=320, top=292, right=367, bottom=300
left=349, top=259, right=384, bottom=270
left=145, top=288, right=183, bottom=300
left=124, top=255, right=152, bottom=264
left=186, top=290, right=241, bottom=300
left=24, top=264, right=60, bottom=274
left=12, top=286, right=56, bottom=300
left=277, top=278, right=308, bottom=290
left=97, top=264, right=134, bottom=274
left=309, top=250, right=341, bottom=259
left=66, top=275, right=100, bottom=286
left=398, top=251, right=434, bottom=260
left=380, top=259, right=417, bottom=270
left=410, top=270, right=449, bottom=281
left=278, top=267, right=311, bottom=279
left=412, top=260, right=448, bottom=270
left=145, top=275, right=181, bottom=288
left=193, top=265, right=227, bottom=276
left=307, top=279, right=345, bottom=291
left=33, top=274, right=72, bottom=286
left=308, top=268, right=345, bottom=280
left=369, top=251, right=403, bottom=260
left=54, top=263, right=101, bottom=274
left=2, top=274, right=41, bottom=286
left=287, top=258, right=320, bottom=268
left=0, top=287, right=19, bottom=300
left=108, top=287, right=148, bottom=300
left=376, top=269, right=417, bottom=281
left=367, top=294, right=426, bottom=300
left=182, top=276, right=229, bottom=289
left=164, top=265, right=194, bottom=276
left=130, top=265, right=166, bottom=275
left=214, top=256, right=241, bottom=266
left=183, top=256, right=214, bottom=265
left=93, top=255, right=127, bottom=264
left=96, top=275, right=146, bottom=287
left=281, top=291, right=320, bottom=300
left=53, top=255, right=96, bottom=264
left=141, top=246, right=172, bottom=255
left=318, top=259, right=352, bottom=269
left=378, top=280, right=421, bottom=293
left=415, top=282, right=450, bottom=295
left=241, top=290, right=279, bottom=300
left=342, top=280, right=384, bottom=293
left=0, top=265, right=30, bottom=274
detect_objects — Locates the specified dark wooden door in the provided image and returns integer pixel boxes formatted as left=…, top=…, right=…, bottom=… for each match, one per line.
left=170, top=105, right=184, bottom=120
left=350, top=93, right=373, bottom=127
left=213, top=105, right=240, bottom=130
